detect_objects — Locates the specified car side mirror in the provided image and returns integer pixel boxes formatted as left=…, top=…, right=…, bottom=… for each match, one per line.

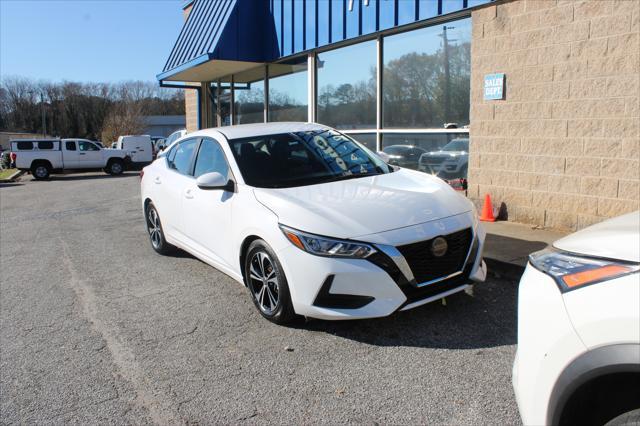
left=196, top=172, right=234, bottom=191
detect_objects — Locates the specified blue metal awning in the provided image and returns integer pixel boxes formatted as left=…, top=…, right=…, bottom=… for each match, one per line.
left=159, top=0, right=492, bottom=82
left=158, top=0, right=278, bottom=82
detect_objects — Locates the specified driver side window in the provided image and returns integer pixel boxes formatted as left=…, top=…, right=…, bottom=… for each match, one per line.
left=79, top=141, right=99, bottom=151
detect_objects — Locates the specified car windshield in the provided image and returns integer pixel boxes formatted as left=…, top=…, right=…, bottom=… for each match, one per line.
left=442, top=139, right=469, bottom=152
left=228, top=130, right=393, bottom=188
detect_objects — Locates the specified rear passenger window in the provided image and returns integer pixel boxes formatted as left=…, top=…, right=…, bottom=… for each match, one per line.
left=17, top=141, right=33, bottom=150
left=169, top=139, right=198, bottom=175
left=66, top=141, right=76, bottom=151
left=38, top=141, right=53, bottom=150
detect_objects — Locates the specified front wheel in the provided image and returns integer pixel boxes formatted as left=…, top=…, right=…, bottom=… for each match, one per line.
left=244, top=240, right=297, bottom=325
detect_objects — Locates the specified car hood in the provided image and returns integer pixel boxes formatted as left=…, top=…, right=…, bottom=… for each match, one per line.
left=252, top=168, right=472, bottom=239
left=553, top=211, right=640, bottom=263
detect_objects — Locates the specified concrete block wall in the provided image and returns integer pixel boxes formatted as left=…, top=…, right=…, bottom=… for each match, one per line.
left=469, top=0, right=639, bottom=231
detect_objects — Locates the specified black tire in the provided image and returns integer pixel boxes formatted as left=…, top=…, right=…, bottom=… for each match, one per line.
left=145, top=202, right=175, bottom=255
left=244, top=240, right=297, bottom=324
left=107, top=159, right=124, bottom=175
left=605, top=409, right=640, bottom=426
left=31, top=162, right=50, bottom=180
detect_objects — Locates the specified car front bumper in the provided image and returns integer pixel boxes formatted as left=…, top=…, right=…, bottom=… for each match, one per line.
left=275, top=212, right=486, bottom=320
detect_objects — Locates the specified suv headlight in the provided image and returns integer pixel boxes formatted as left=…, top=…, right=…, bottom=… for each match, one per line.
left=279, top=225, right=376, bottom=258
left=529, top=247, right=639, bottom=292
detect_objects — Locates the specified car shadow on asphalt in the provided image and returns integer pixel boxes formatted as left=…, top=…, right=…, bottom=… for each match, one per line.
left=46, top=172, right=139, bottom=181
left=301, top=275, right=518, bottom=350
left=0, top=182, right=23, bottom=188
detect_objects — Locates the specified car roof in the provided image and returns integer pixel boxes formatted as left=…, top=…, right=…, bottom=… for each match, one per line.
left=190, top=122, right=330, bottom=140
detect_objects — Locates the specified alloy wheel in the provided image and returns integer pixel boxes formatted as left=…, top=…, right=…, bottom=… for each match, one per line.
left=248, top=251, right=280, bottom=315
left=147, top=207, right=162, bottom=249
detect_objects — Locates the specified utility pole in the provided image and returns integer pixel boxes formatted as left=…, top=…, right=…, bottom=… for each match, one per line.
left=40, top=92, right=46, bottom=137
left=440, top=26, right=457, bottom=123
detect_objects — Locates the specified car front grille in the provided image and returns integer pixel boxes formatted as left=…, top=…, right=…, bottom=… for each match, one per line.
left=396, top=228, right=473, bottom=285
left=422, top=155, right=449, bottom=165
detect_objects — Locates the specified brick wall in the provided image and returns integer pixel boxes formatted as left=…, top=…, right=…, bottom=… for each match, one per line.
left=185, top=88, right=199, bottom=132
left=469, top=0, right=639, bottom=230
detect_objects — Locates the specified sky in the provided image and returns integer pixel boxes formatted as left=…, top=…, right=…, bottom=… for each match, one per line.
left=0, top=0, right=184, bottom=83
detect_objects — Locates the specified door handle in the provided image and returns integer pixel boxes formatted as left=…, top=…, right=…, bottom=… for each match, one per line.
left=79, top=153, right=86, bottom=155
left=185, top=188, right=194, bottom=199
left=154, top=176, right=161, bottom=184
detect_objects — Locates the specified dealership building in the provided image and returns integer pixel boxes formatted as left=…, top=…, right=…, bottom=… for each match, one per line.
left=159, top=0, right=639, bottom=230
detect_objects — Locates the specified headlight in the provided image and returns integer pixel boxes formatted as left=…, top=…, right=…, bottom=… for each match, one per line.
left=279, top=225, right=376, bottom=258
left=529, top=247, right=639, bottom=292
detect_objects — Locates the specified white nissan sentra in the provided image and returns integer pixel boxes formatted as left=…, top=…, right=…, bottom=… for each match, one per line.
left=140, top=123, right=487, bottom=324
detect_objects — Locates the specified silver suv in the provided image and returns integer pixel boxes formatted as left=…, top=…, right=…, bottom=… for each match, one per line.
left=419, top=138, right=468, bottom=179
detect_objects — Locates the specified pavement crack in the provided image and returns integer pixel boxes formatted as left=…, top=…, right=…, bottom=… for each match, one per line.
left=59, top=238, right=183, bottom=425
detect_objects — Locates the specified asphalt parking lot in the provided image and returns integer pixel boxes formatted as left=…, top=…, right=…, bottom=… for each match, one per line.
left=0, top=172, right=521, bottom=424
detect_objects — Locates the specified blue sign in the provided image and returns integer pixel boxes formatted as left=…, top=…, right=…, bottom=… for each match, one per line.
left=484, top=73, right=505, bottom=100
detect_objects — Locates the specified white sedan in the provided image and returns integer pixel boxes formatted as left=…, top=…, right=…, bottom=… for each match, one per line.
left=513, top=211, right=640, bottom=426
left=140, top=122, right=487, bottom=324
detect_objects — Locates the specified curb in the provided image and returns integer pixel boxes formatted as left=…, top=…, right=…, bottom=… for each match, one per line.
left=0, top=170, right=25, bottom=183
left=484, top=257, right=526, bottom=281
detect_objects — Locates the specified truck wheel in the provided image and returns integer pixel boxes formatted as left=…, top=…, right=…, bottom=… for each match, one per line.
left=31, top=163, right=50, bottom=180
left=107, top=159, right=124, bottom=175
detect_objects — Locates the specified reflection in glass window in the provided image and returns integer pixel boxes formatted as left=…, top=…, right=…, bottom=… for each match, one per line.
left=234, top=68, right=265, bottom=125
left=217, top=86, right=232, bottom=126
left=317, top=40, right=376, bottom=130
left=381, top=133, right=469, bottom=180
left=268, top=59, right=308, bottom=122
left=383, top=18, right=471, bottom=129
left=170, top=139, right=198, bottom=175
left=346, top=133, right=377, bottom=151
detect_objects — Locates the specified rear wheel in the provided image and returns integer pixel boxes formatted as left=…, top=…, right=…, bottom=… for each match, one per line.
left=31, top=163, right=50, bottom=180
left=107, top=159, right=124, bottom=175
left=244, top=240, right=297, bottom=324
left=145, top=202, right=174, bottom=255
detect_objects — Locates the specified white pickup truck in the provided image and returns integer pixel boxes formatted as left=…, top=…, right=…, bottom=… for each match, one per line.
left=12, top=138, right=131, bottom=180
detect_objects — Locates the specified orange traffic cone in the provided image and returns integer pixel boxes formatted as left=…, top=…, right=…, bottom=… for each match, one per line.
left=479, top=194, right=496, bottom=222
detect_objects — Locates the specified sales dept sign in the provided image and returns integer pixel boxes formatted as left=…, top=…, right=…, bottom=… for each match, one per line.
left=484, top=73, right=505, bottom=100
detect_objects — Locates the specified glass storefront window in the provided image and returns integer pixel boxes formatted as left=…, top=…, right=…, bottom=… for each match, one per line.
left=345, top=133, right=377, bottom=152
left=317, top=40, right=376, bottom=130
left=381, top=133, right=469, bottom=180
left=382, top=17, right=471, bottom=129
left=268, top=59, right=308, bottom=122
left=234, top=68, right=265, bottom=125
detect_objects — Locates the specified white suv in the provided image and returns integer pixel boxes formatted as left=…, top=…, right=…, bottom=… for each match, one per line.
left=513, top=211, right=640, bottom=426
left=140, top=123, right=486, bottom=324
